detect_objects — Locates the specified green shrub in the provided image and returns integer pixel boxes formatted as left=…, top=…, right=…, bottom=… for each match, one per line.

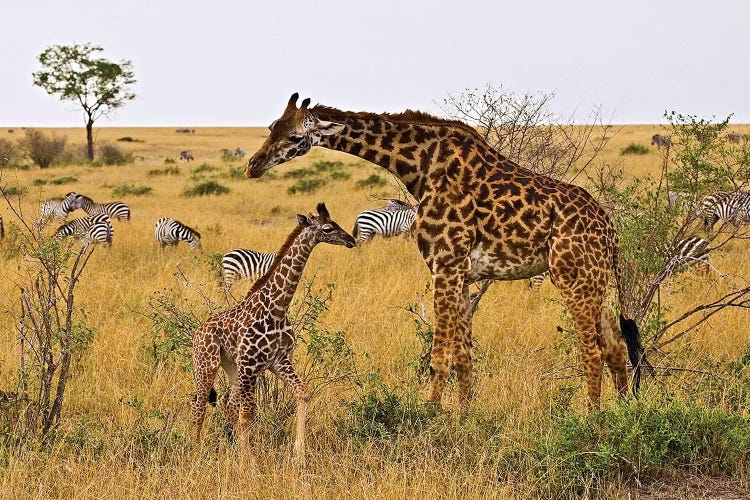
left=98, top=143, right=133, bottom=165
left=312, top=160, right=345, bottom=172
left=192, top=163, right=217, bottom=174
left=502, top=399, right=750, bottom=497
left=164, top=157, right=176, bottom=164
left=147, top=166, right=180, bottom=176
left=0, top=138, right=22, bottom=167
left=116, top=136, right=142, bottom=142
left=33, top=179, right=47, bottom=186
left=112, top=184, right=152, bottom=197
left=355, top=174, right=387, bottom=189
left=620, top=143, right=650, bottom=155
left=18, top=129, right=67, bottom=168
left=50, top=176, right=78, bottom=185
left=287, top=178, right=327, bottom=194
left=0, top=186, right=27, bottom=197
left=283, top=168, right=316, bottom=179
left=182, top=180, right=230, bottom=197
left=329, top=170, right=351, bottom=181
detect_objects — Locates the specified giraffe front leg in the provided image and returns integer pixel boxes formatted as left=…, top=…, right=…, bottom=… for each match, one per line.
left=270, top=353, right=309, bottom=462
left=454, top=284, right=474, bottom=415
left=429, top=270, right=468, bottom=408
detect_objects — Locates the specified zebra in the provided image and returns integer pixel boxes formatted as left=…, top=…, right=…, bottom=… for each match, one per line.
left=220, top=249, right=276, bottom=287
left=54, top=214, right=113, bottom=248
left=381, top=198, right=416, bottom=212
left=665, top=236, right=710, bottom=276
left=39, top=195, right=77, bottom=224
left=352, top=204, right=417, bottom=246
left=66, top=193, right=130, bottom=221
left=727, top=133, right=743, bottom=144
left=700, top=190, right=750, bottom=236
left=528, top=271, right=550, bottom=291
left=234, top=147, right=246, bottom=158
left=154, top=217, right=201, bottom=250
left=651, top=134, right=672, bottom=148
left=180, top=150, right=194, bottom=162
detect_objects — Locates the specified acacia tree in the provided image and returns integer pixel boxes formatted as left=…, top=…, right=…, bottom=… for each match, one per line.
left=32, top=44, right=136, bottom=161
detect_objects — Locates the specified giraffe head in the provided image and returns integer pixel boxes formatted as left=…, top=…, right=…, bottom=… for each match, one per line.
left=298, top=203, right=356, bottom=248
left=246, top=93, right=345, bottom=178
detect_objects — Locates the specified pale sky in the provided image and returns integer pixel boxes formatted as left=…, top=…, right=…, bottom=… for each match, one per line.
left=1, top=1, right=748, bottom=127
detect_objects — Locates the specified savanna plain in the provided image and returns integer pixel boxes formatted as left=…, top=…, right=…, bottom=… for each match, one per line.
left=1, top=125, right=749, bottom=499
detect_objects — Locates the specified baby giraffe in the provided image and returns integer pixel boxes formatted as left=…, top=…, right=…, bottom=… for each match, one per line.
left=190, top=203, right=356, bottom=459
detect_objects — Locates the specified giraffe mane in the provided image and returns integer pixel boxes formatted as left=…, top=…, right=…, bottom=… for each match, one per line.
left=310, top=105, right=487, bottom=143
left=246, top=223, right=306, bottom=297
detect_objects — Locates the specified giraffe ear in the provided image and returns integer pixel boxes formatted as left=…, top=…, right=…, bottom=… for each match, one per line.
left=314, top=119, right=345, bottom=136
left=297, top=214, right=311, bottom=227
left=316, top=202, right=329, bottom=218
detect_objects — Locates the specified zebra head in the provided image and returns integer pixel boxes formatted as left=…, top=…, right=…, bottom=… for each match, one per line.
left=246, top=93, right=345, bottom=178
left=297, top=202, right=356, bottom=249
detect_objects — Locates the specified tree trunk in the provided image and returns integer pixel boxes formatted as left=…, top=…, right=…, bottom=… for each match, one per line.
left=86, top=119, right=94, bottom=161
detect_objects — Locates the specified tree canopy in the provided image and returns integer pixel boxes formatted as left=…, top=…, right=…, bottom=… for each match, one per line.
left=32, top=44, right=136, bottom=160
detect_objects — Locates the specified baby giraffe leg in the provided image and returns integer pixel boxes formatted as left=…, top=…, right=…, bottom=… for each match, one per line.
left=271, top=353, right=309, bottom=461
left=236, top=368, right=259, bottom=455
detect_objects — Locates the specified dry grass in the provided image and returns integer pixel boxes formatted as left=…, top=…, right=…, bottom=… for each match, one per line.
left=0, top=125, right=749, bottom=498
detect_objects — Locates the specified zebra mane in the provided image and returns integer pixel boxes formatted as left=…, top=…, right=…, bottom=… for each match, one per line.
left=246, top=223, right=306, bottom=297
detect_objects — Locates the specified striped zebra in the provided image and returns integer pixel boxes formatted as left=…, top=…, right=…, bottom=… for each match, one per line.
left=40, top=195, right=77, bottom=224
left=220, top=249, right=276, bottom=287
left=54, top=214, right=113, bottom=248
left=180, top=150, right=194, bottom=162
left=352, top=204, right=417, bottom=246
left=66, top=192, right=130, bottom=221
left=154, top=217, right=201, bottom=250
left=528, top=271, right=550, bottom=291
left=700, top=190, right=750, bottom=236
left=665, top=236, right=710, bottom=276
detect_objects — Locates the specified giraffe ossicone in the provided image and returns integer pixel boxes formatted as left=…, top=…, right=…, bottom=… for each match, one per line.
left=247, top=93, right=649, bottom=412
left=190, top=202, right=356, bottom=458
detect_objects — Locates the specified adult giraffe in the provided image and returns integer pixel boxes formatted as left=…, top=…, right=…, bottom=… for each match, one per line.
left=246, top=93, right=645, bottom=411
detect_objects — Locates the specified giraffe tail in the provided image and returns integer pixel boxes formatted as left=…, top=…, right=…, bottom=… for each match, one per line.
left=613, top=239, right=651, bottom=395
left=208, top=387, right=218, bottom=407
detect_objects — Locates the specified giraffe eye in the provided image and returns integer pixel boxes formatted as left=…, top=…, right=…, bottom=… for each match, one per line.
left=322, top=225, right=334, bottom=233
left=289, top=135, right=304, bottom=143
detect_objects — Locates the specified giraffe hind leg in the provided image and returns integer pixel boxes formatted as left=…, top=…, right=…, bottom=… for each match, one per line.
left=190, top=341, right=220, bottom=443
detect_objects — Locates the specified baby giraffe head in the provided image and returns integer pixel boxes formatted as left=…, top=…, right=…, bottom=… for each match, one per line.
left=297, top=203, right=356, bottom=248
left=246, top=93, right=345, bottom=178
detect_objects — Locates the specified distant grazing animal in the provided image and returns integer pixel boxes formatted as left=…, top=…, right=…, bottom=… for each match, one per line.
left=220, top=249, right=276, bottom=288
left=176, top=128, right=195, bottom=134
left=66, top=193, right=130, bottom=221
left=651, top=134, right=672, bottom=148
left=190, top=203, right=356, bottom=460
left=700, top=190, right=750, bottom=236
left=54, top=214, right=113, bottom=248
left=234, top=147, right=246, bottom=158
left=352, top=204, right=417, bottom=246
left=154, top=217, right=202, bottom=250
left=727, top=133, right=743, bottom=144
left=180, top=150, right=195, bottom=162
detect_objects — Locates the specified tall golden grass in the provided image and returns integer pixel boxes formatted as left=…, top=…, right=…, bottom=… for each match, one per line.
left=0, top=125, right=748, bottom=497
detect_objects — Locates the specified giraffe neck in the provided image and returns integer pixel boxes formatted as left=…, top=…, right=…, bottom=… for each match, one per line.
left=314, top=109, right=453, bottom=199
left=244, top=225, right=316, bottom=316
left=314, top=107, right=519, bottom=200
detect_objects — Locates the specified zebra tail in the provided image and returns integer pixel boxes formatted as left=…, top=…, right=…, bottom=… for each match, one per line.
left=613, top=241, right=650, bottom=396
left=208, top=387, right=218, bottom=407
